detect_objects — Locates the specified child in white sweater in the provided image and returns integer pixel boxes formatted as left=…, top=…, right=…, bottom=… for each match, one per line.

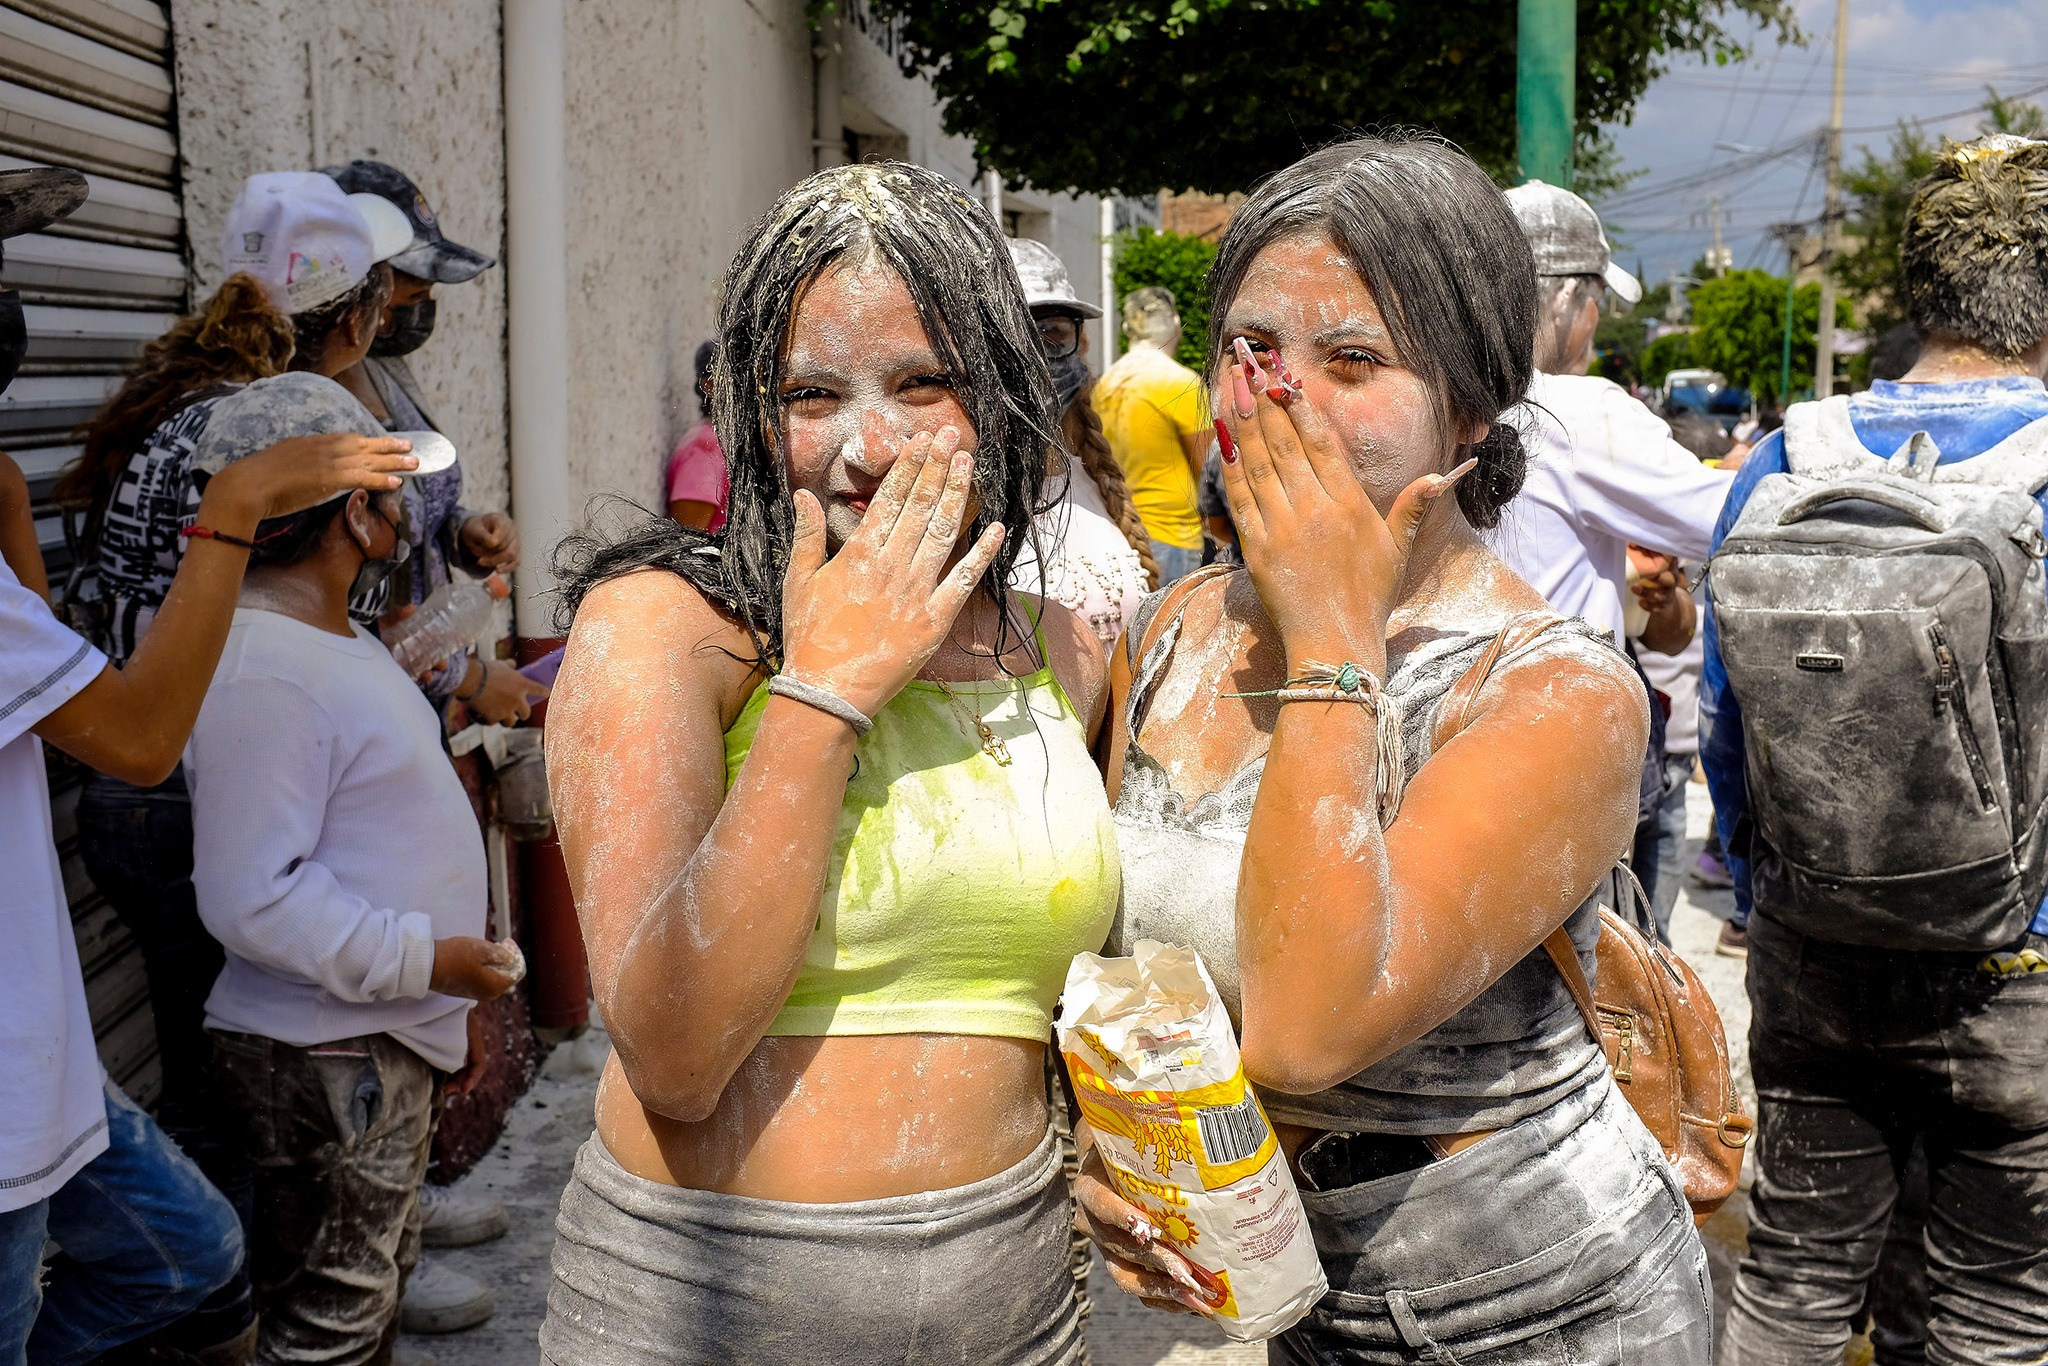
left=181, top=374, right=520, bottom=1364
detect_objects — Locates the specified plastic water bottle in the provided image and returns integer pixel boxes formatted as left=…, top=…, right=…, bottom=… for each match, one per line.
left=387, top=573, right=511, bottom=678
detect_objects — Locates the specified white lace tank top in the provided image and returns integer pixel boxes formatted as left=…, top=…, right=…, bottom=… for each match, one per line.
left=1108, top=575, right=1616, bottom=1135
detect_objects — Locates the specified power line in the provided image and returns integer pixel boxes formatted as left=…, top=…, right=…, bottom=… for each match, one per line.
left=1605, top=79, right=2045, bottom=223
left=1660, top=77, right=2040, bottom=97
left=1730, top=38, right=1789, bottom=149
left=1763, top=44, right=1832, bottom=150
left=1596, top=134, right=1817, bottom=211
left=1838, top=80, right=2048, bottom=134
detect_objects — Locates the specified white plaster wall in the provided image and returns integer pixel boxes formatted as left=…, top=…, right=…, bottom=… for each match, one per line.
left=169, top=0, right=512, bottom=516
left=559, top=0, right=813, bottom=514
left=171, top=0, right=1108, bottom=539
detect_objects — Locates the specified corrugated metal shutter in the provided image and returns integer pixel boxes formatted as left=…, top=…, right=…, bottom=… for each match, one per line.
left=2, top=0, right=188, bottom=1105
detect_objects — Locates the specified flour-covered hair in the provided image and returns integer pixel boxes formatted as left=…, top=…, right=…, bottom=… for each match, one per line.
left=1903, top=135, right=2048, bottom=358
left=554, top=161, right=1062, bottom=663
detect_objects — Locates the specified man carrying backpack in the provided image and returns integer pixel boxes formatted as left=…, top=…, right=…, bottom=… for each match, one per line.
left=1703, top=134, right=2048, bottom=1365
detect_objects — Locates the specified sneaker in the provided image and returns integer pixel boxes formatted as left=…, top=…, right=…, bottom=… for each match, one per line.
left=418, top=1182, right=509, bottom=1248
left=1716, top=921, right=1749, bottom=958
left=400, top=1259, right=495, bottom=1335
left=1691, top=851, right=1734, bottom=890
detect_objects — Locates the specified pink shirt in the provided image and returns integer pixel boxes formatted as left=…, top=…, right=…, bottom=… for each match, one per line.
left=664, top=421, right=729, bottom=531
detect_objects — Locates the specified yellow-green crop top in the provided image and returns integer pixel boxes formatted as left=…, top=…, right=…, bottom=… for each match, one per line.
left=723, top=648, right=1120, bottom=1041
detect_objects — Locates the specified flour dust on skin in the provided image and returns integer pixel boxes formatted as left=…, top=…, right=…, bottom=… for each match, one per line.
left=550, top=160, right=1101, bottom=1212
left=1117, top=227, right=1648, bottom=1079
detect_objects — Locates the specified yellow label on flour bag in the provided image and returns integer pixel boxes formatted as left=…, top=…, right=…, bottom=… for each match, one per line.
left=1057, top=940, right=1327, bottom=1342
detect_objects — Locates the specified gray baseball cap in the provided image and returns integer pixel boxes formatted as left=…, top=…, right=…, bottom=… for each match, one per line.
left=1504, top=180, right=1642, bottom=306
left=321, top=160, right=496, bottom=284
left=1006, top=237, right=1101, bottom=318
left=191, top=371, right=456, bottom=484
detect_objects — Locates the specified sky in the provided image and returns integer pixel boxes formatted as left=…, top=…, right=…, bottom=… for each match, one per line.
left=1595, top=0, right=2048, bottom=291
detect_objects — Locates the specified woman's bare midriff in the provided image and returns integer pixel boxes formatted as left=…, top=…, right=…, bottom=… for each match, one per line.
left=595, top=1033, right=1052, bottom=1202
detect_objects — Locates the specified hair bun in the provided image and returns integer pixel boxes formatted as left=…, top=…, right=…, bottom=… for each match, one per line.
left=1459, top=420, right=1527, bottom=530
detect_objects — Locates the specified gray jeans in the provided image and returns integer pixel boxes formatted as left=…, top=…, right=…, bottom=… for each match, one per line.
left=1722, top=915, right=2048, bottom=1366
left=1271, top=1074, right=1712, bottom=1364
left=541, top=1124, right=1083, bottom=1365
left=211, top=1031, right=437, bottom=1366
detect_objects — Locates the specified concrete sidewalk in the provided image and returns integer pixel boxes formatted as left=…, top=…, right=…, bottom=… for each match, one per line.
left=402, top=780, right=1756, bottom=1366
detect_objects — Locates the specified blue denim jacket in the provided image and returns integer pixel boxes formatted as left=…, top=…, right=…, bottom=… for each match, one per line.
left=1701, top=377, right=2048, bottom=932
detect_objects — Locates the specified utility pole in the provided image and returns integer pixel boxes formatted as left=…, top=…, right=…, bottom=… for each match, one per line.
left=1813, top=0, right=1849, bottom=398
left=1099, top=196, right=1118, bottom=366
left=1516, top=0, right=1575, bottom=186
left=812, top=8, right=845, bottom=172
left=1770, top=222, right=1807, bottom=405
left=1706, top=196, right=1731, bottom=276
left=983, top=169, right=1004, bottom=230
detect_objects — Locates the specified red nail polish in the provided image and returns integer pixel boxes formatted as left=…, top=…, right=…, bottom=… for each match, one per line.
left=1214, top=419, right=1237, bottom=463
left=1266, top=385, right=1289, bottom=401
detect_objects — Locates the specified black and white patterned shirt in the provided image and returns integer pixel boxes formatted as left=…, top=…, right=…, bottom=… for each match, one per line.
left=93, top=394, right=230, bottom=665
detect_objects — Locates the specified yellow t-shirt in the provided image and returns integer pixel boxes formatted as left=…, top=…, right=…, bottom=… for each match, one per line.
left=1094, top=345, right=1209, bottom=550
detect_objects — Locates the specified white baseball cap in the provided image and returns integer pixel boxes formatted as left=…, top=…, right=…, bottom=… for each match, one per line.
left=1505, top=180, right=1643, bottom=307
left=219, top=171, right=414, bottom=315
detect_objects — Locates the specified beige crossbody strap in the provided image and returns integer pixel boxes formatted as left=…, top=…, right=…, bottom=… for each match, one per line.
left=1431, top=610, right=1568, bottom=753
left=1541, top=926, right=1602, bottom=1040
left=1127, top=563, right=1237, bottom=669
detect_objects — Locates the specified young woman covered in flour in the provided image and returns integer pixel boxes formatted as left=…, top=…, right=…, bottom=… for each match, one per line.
left=537, top=163, right=1116, bottom=1365
left=1079, top=135, right=1715, bottom=1363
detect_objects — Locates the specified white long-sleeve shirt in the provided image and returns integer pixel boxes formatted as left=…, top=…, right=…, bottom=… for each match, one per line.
left=185, top=609, right=485, bottom=1070
left=1490, top=372, right=1734, bottom=644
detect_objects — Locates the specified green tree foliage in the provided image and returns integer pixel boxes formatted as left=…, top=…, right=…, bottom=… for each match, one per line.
left=1834, top=124, right=1939, bottom=340
left=1592, top=277, right=1675, bottom=386
left=1639, top=331, right=1697, bottom=387
left=1834, top=87, right=2046, bottom=338
left=1687, top=268, right=1851, bottom=404
left=855, top=0, right=1794, bottom=195
left=1111, top=227, right=1217, bottom=368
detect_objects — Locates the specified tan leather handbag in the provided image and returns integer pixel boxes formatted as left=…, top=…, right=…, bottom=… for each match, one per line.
left=1539, top=896, right=1752, bottom=1223
left=1439, top=613, right=1753, bottom=1224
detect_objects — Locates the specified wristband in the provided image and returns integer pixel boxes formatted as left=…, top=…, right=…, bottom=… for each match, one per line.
left=180, top=525, right=260, bottom=550
left=455, top=657, right=488, bottom=701
left=1225, top=660, right=1407, bottom=828
left=767, top=674, right=874, bottom=736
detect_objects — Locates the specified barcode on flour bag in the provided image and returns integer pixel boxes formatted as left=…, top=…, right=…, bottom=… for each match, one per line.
left=1196, top=1094, right=1270, bottom=1165
left=1058, top=941, right=1326, bottom=1342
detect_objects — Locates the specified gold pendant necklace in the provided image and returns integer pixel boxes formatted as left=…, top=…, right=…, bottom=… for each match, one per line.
left=933, top=678, right=1013, bottom=766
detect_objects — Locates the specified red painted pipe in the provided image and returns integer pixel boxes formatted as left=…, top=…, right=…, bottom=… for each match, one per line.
left=515, top=636, right=588, bottom=1033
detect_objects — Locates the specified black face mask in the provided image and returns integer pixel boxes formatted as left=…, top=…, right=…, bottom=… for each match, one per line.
left=350, top=497, right=413, bottom=599
left=371, top=298, right=437, bottom=359
left=0, top=291, right=26, bottom=396
left=1048, top=351, right=1089, bottom=413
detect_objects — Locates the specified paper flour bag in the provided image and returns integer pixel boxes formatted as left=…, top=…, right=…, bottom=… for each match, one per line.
left=1056, top=940, right=1327, bottom=1342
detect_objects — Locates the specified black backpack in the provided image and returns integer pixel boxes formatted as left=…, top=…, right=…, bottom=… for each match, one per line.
left=1710, top=397, right=2048, bottom=950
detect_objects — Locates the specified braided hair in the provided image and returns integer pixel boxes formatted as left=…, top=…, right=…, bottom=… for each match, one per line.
left=1058, top=380, right=1160, bottom=589
left=554, top=162, right=1065, bottom=666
